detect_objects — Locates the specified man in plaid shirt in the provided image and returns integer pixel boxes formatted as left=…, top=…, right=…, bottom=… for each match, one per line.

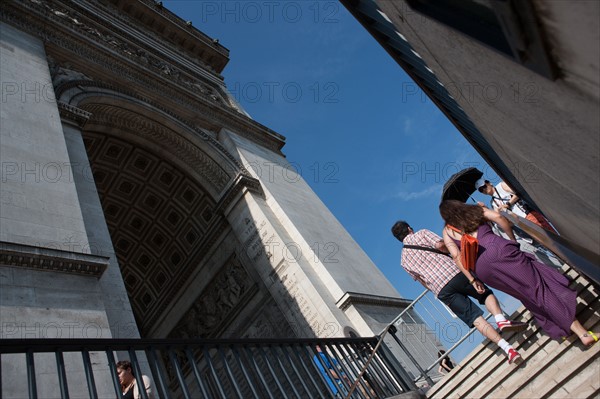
left=391, top=221, right=527, bottom=366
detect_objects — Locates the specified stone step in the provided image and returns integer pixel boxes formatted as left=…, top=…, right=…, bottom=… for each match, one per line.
left=487, top=317, right=599, bottom=398
left=549, top=361, right=600, bottom=399
left=425, top=306, right=535, bottom=399
left=446, top=293, right=599, bottom=398
left=426, top=266, right=600, bottom=399
left=385, top=391, right=425, bottom=399
left=485, top=292, right=600, bottom=398
left=514, top=336, right=600, bottom=398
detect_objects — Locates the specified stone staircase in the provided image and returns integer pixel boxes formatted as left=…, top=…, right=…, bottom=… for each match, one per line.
left=425, top=266, right=600, bottom=399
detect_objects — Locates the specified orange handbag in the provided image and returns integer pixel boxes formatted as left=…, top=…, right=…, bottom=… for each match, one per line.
left=447, top=225, right=478, bottom=272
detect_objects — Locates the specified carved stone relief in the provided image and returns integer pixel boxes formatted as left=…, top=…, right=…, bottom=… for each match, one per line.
left=169, top=256, right=254, bottom=339
left=48, top=57, right=93, bottom=87
left=242, top=298, right=296, bottom=338
left=18, top=0, right=232, bottom=107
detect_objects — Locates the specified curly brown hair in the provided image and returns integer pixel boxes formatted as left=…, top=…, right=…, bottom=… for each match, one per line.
left=439, top=200, right=485, bottom=233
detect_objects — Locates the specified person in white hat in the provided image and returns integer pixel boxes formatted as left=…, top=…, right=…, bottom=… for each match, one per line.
left=475, top=178, right=556, bottom=233
left=475, top=178, right=528, bottom=217
left=475, top=178, right=563, bottom=268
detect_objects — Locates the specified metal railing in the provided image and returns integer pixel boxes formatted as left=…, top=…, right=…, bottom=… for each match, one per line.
left=379, top=288, right=489, bottom=388
left=0, top=337, right=416, bottom=399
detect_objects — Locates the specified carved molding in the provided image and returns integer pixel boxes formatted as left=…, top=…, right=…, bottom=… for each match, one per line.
left=52, top=75, right=259, bottom=184
left=1, top=1, right=286, bottom=152
left=83, top=102, right=232, bottom=193
left=49, top=59, right=94, bottom=87
left=0, top=241, right=108, bottom=277
left=1, top=0, right=238, bottom=110
left=133, top=0, right=229, bottom=60
left=217, top=173, right=264, bottom=216
left=30, top=0, right=226, bottom=86
left=58, top=101, right=91, bottom=127
left=89, top=0, right=229, bottom=73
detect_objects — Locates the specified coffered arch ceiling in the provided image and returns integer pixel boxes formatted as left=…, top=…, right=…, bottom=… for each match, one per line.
left=75, top=97, right=246, bottom=335
left=58, top=82, right=245, bottom=197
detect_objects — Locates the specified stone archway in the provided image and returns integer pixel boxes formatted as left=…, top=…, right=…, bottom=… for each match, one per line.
left=54, top=80, right=271, bottom=337
left=1, top=0, right=415, bottom=346
left=82, top=128, right=224, bottom=335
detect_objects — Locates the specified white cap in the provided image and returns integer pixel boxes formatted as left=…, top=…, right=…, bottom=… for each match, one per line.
left=475, top=178, right=487, bottom=190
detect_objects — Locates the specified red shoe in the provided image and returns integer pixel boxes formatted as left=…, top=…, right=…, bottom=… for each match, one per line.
left=507, top=348, right=523, bottom=365
left=497, top=320, right=528, bottom=333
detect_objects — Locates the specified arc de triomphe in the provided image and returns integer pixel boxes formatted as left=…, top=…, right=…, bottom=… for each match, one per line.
left=1, top=0, right=412, bottom=343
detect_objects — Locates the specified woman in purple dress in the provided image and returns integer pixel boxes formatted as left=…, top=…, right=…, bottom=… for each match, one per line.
left=439, top=200, right=597, bottom=346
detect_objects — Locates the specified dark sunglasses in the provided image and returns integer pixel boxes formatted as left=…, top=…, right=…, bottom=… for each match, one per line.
left=477, top=186, right=486, bottom=193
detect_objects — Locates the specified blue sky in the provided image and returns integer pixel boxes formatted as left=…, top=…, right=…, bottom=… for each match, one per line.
left=162, top=1, right=513, bottom=310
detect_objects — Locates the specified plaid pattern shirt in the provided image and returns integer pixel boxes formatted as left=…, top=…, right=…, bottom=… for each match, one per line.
left=401, top=229, right=460, bottom=297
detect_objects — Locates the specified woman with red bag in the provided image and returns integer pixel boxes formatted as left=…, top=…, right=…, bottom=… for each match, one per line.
left=439, top=200, right=597, bottom=347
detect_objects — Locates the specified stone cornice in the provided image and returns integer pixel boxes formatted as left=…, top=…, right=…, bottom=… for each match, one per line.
left=58, top=101, right=91, bottom=127
left=17, top=0, right=226, bottom=81
left=336, top=292, right=412, bottom=311
left=110, top=0, right=230, bottom=72
left=217, top=173, right=265, bottom=216
left=0, top=1, right=286, bottom=153
left=3, top=0, right=226, bottom=91
left=0, top=241, right=109, bottom=277
left=70, top=0, right=227, bottom=82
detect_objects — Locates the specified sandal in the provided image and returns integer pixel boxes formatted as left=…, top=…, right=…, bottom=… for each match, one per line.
left=580, top=331, right=599, bottom=347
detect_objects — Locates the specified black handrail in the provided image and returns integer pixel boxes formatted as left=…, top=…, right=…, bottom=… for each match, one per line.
left=0, top=337, right=416, bottom=398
